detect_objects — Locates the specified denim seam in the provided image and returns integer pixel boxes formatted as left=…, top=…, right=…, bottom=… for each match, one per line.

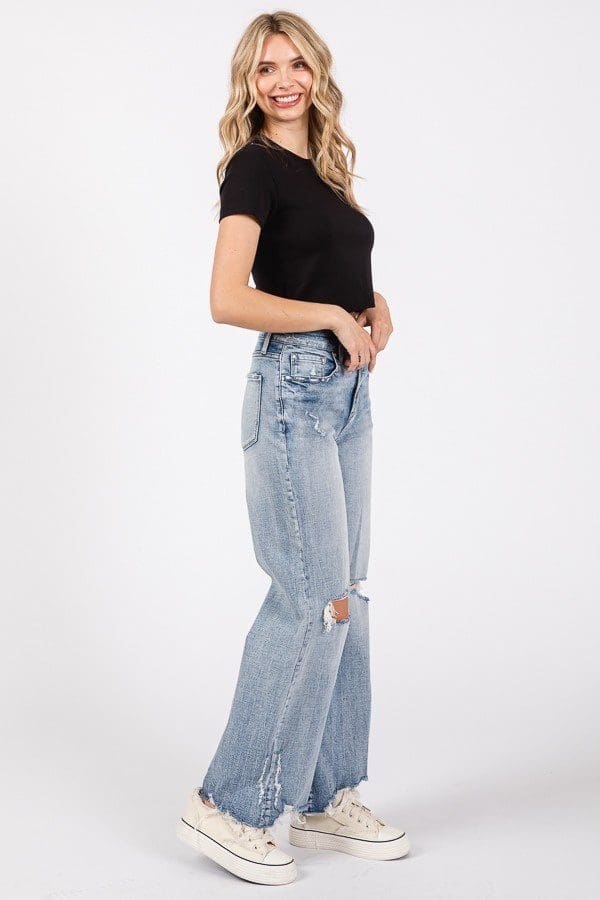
left=256, top=356, right=314, bottom=828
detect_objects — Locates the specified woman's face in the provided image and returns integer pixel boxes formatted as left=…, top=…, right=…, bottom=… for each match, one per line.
left=254, top=34, right=313, bottom=124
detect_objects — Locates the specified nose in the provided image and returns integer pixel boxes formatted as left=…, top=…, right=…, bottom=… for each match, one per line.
left=277, top=68, right=298, bottom=88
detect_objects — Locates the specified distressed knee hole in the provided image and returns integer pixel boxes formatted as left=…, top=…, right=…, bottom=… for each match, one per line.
left=323, top=595, right=350, bottom=631
left=350, top=580, right=369, bottom=602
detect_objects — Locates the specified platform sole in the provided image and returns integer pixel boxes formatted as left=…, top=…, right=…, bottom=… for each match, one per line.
left=289, top=824, right=410, bottom=860
left=177, top=818, right=297, bottom=885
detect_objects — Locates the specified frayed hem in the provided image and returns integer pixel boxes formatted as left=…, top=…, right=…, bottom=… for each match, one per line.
left=306, top=774, right=369, bottom=815
left=199, top=786, right=312, bottom=830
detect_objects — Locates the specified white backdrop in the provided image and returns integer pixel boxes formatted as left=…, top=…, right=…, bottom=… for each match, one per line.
left=1, top=2, right=599, bottom=898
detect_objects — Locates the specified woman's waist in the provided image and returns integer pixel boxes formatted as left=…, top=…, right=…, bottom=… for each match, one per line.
left=254, top=329, right=340, bottom=355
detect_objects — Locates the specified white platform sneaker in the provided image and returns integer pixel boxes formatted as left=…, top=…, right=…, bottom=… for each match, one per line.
left=177, top=789, right=297, bottom=885
left=289, top=787, right=410, bottom=861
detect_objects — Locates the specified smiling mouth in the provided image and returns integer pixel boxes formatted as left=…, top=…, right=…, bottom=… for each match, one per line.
left=269, top=93, right=303, bottom=106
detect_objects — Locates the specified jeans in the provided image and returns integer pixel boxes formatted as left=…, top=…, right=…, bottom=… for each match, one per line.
left=200, top=328, right=373, bottom=828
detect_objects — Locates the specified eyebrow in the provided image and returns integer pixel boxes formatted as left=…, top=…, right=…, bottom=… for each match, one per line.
left=257, top=56, right=305, bottom=66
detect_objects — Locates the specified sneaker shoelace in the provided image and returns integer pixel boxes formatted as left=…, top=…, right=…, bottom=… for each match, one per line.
left=202, top=799, right=275, bottom=853
left=227, top=817, right=275, bottom=853
left=328, top=788, right=382, bottom=830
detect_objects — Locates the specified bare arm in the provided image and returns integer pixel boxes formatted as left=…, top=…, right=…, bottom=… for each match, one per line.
left=210, top=214, right=377, bottom=370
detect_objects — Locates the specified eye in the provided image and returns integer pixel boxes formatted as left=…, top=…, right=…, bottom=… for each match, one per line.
left=257, top=60, right=308, bottom=75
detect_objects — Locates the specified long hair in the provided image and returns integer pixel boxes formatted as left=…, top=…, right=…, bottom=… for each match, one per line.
left=216, top=10, right=365, bottom=212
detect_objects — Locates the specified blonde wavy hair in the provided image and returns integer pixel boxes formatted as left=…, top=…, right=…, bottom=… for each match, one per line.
left=216, top=10, right=366, bottom=213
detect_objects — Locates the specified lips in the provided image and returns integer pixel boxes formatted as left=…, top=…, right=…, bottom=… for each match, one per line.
left=269, top=93, right=303, bottom=107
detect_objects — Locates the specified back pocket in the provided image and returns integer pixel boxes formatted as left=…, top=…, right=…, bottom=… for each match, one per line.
left=241, top=372, right=262, bottom=450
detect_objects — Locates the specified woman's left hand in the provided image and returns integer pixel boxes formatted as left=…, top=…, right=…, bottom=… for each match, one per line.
left=355, top=292, right=394, bottom=371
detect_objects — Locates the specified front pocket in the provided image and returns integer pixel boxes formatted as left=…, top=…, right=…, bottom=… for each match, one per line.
left=241, top=372, right=262, bottom=450
left=288, top=349, right=339, bottom=382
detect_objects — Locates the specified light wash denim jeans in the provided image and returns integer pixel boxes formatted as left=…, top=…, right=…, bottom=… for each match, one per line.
left=201, top=328, right=373, bottom=827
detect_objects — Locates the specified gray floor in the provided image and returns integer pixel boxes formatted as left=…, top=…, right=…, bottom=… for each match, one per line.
left=5, top=745, right=598, bottom=899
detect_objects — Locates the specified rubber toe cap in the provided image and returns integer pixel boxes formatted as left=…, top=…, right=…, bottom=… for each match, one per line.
left=264, top=847, right=295, bottom=866
left=379, top=824, right=408, bottom=842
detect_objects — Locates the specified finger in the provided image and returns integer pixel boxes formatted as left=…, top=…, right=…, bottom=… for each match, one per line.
left=356, top=311, right=368, bottom=327
left=359, top=343, right=373, bottom=373
left=360, top=338, right=374, bottom=371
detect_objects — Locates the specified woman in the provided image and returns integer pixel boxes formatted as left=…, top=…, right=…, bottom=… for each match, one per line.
left=177, top=11, right=409, bottom=885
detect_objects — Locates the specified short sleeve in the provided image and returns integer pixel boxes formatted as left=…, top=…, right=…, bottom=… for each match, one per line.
left=219, top=147, right=278, bottom=228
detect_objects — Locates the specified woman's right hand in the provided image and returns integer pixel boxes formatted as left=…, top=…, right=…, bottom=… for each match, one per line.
left=330, top=309, right=378, bottom=372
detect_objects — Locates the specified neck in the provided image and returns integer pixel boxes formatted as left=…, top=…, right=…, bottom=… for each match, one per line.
left=261, top=124, right=309, bottom=160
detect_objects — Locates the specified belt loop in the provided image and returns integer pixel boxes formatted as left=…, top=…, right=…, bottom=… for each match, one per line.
left=260, top=331, right=272, bottom=355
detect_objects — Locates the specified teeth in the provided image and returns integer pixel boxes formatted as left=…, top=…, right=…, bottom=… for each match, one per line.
left=272, top=94, right=300, bottom=104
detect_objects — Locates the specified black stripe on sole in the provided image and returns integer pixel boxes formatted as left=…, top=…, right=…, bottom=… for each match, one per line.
left=180, top=818, right=294, bottom=867
left=290, top=824, right=406, bottom=844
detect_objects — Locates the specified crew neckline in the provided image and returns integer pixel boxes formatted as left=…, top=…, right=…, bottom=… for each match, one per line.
left=258, top=134, right=312, bottom=163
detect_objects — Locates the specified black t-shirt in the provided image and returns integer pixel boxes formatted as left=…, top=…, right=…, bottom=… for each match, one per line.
left=218, top=136, right=375, bottom=313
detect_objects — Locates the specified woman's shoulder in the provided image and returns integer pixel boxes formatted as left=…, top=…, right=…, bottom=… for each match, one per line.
left=224, top=139, right=275, bottom=175
left=219, top=140, right=279, bottom=224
